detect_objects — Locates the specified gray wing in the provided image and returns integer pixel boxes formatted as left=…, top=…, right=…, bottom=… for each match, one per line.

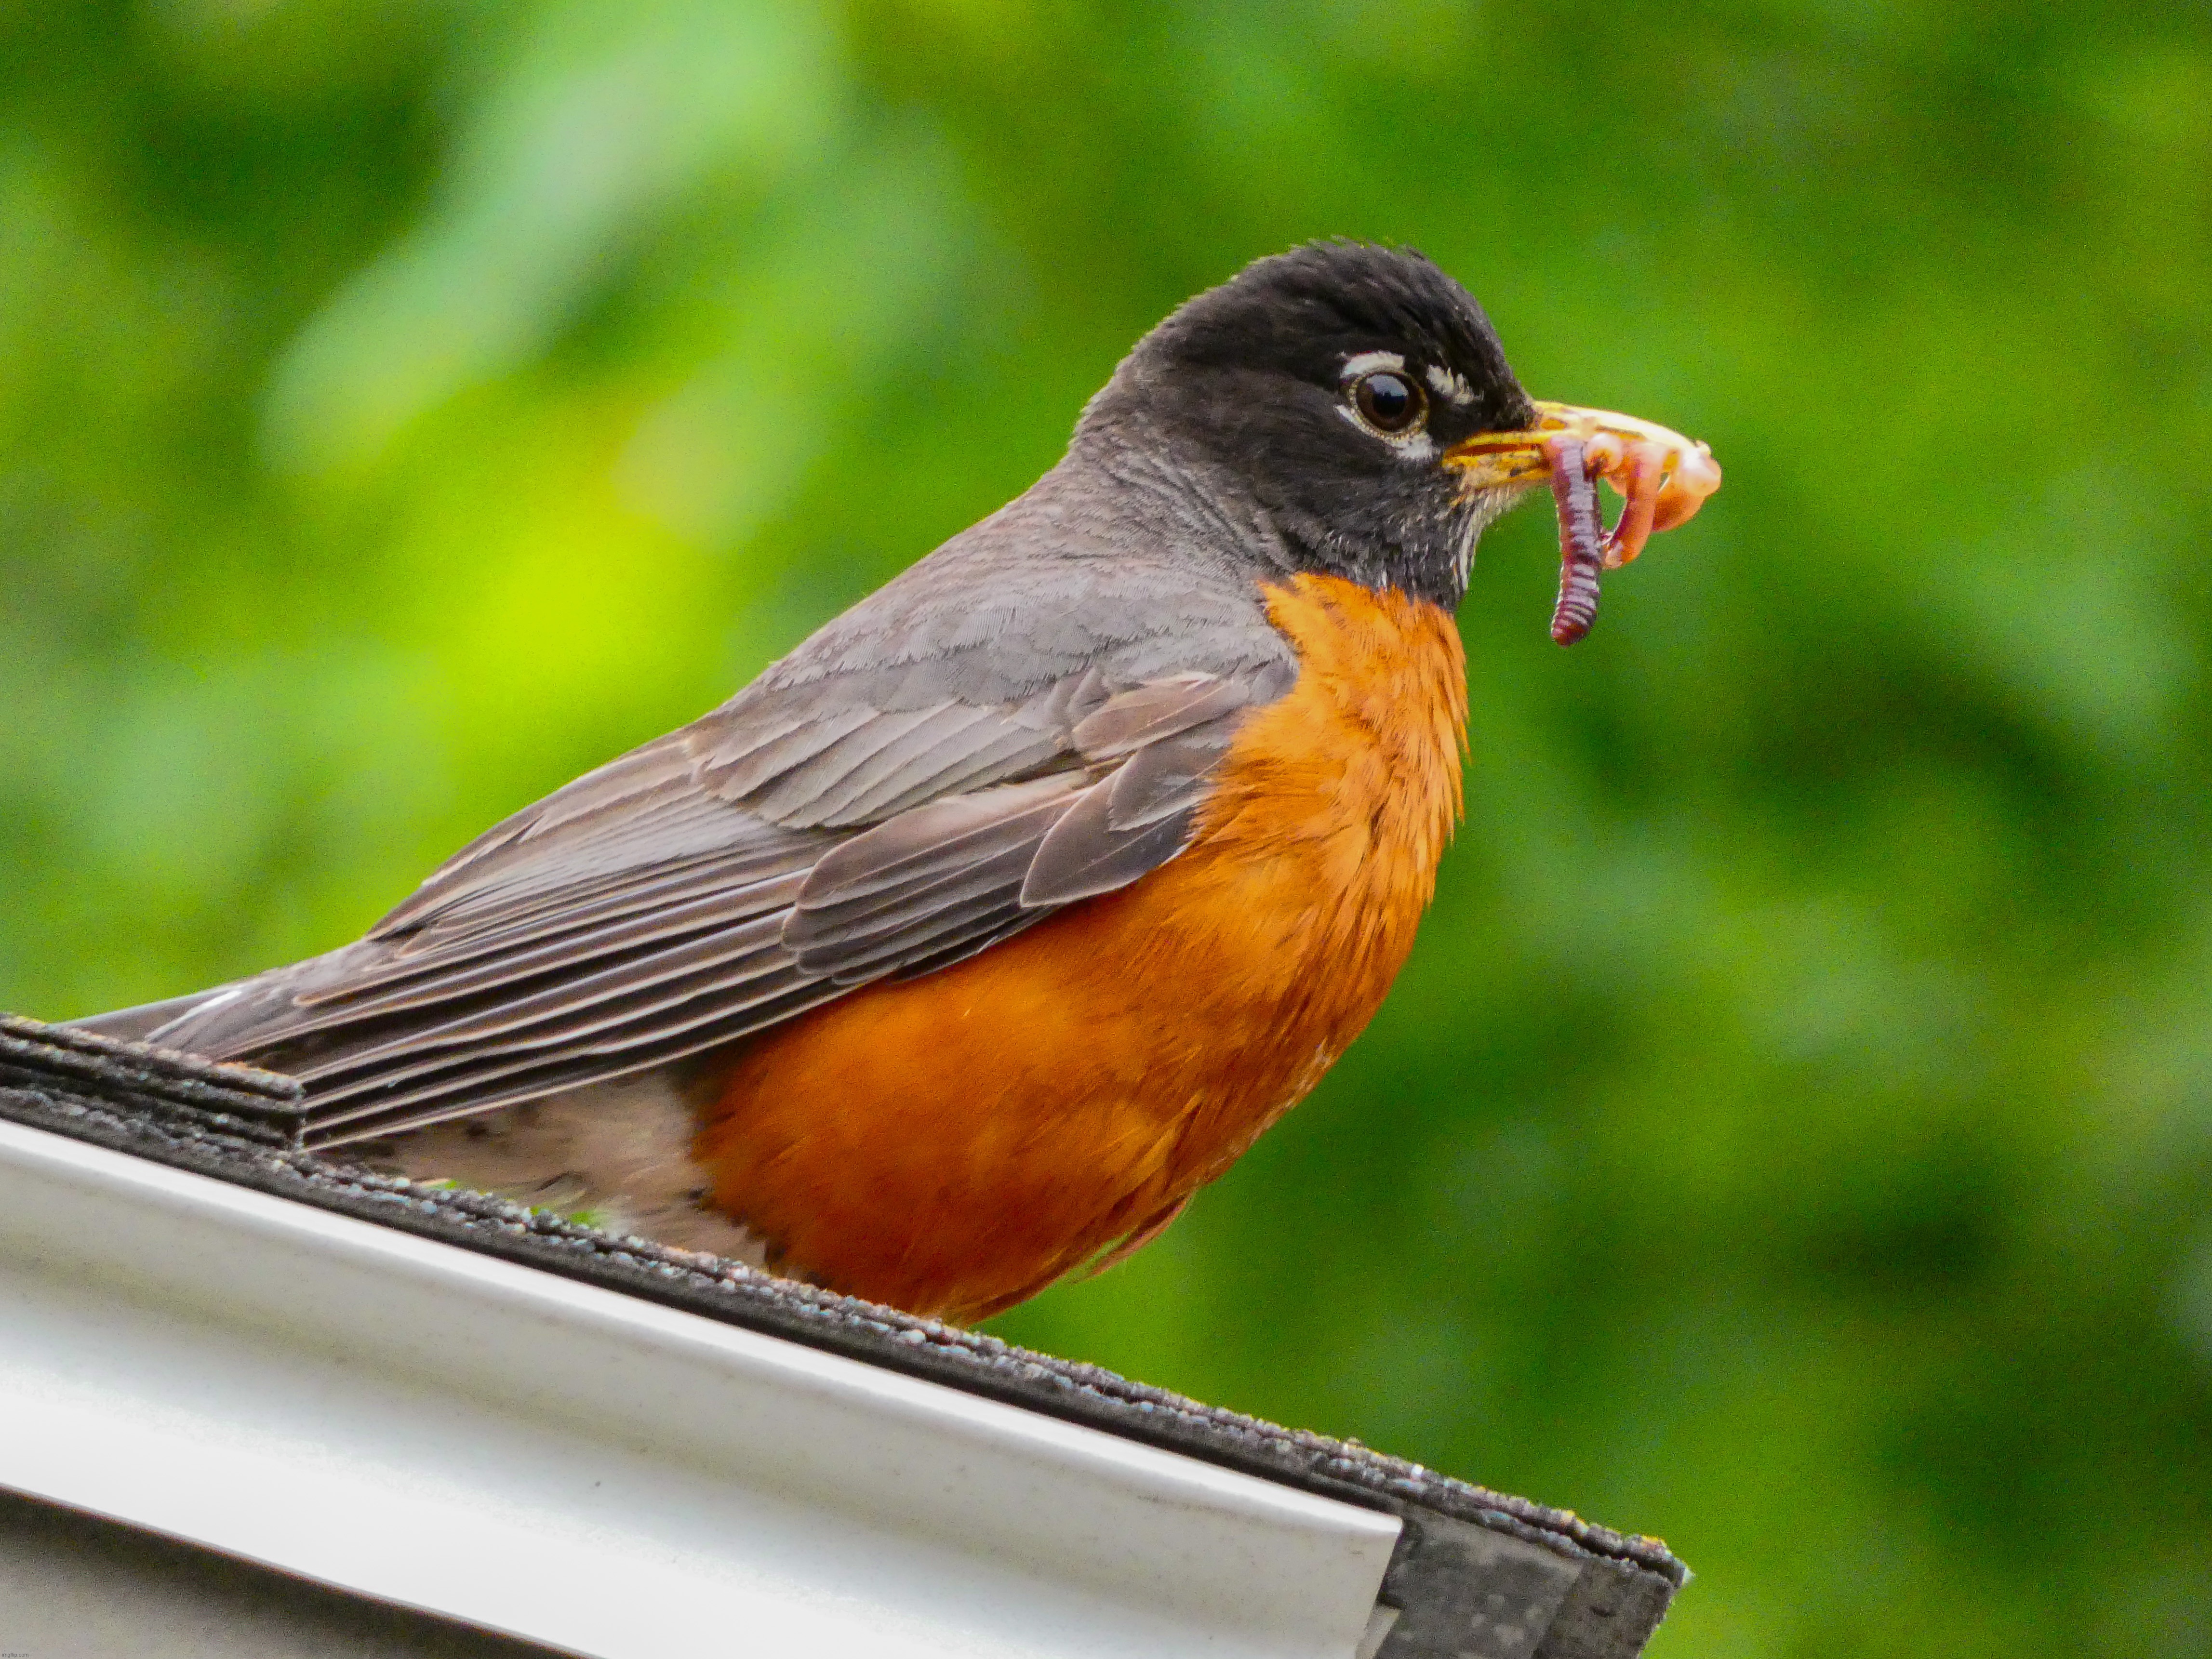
left=96, top=539, right=1296, bottom=1149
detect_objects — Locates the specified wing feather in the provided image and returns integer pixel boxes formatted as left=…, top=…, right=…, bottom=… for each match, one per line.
left=124, top=614, right=1296, bottom=1148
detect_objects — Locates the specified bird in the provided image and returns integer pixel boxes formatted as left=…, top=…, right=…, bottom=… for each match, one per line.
left=71, top=241, right=1717, bottom=1325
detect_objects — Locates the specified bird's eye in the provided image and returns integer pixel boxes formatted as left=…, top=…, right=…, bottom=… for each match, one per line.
left=1351, top=370, right=1426, bottom=436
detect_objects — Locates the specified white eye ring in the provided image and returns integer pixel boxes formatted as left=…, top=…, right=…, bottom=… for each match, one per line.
left=1340, top=349, right=1406, bottom=379
left=1335, top=351, right=1433, bottom=455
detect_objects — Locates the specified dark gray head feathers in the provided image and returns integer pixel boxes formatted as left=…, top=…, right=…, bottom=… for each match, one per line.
left=1075, top=241, right=1537, bottom=607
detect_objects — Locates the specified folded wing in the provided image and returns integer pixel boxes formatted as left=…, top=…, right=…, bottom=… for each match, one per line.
left=101, top=653, right=1293, bottom=1148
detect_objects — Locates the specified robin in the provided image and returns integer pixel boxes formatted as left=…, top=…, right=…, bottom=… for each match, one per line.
left=73, top=242, right=1718, bottom=1324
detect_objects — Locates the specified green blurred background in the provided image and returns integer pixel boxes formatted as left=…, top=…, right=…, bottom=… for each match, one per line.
left=5, top=1, right=2210, bottom=1652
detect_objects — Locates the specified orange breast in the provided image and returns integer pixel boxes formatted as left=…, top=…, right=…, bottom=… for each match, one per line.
left=697, top=573, right=1468, bottom=1322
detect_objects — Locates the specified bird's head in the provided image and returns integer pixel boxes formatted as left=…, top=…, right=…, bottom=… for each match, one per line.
left=1079, top=241, right=1718, bottom=619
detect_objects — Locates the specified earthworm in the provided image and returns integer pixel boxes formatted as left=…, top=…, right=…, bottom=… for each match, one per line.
left=1450, top=402, right=1718, bottom=643
left=1547, top=436, right=1604, bottom=646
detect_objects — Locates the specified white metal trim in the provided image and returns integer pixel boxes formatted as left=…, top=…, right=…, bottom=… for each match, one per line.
left=0, top=1117, right=1398, bottom=1658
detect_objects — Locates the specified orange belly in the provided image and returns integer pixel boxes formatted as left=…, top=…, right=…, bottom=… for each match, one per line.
left=697, top=574, right=1468, bottom=1322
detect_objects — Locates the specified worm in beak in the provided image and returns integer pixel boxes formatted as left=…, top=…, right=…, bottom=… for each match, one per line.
left=1445, top=404, right=1722, bottom=645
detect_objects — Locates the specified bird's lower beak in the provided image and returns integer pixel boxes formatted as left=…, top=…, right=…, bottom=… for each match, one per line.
left=1441, top=401, right=1722, bottom=566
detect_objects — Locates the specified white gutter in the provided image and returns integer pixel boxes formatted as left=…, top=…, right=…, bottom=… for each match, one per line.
left=0, top=1116, right=1400, bottom=1659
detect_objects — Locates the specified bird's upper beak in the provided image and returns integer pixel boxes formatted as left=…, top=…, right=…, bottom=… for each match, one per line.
left=1442, top=402, right=1722, bottom=567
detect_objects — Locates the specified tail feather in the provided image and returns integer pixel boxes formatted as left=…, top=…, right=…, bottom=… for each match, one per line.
left=64, top=987, right=242, bottom=1048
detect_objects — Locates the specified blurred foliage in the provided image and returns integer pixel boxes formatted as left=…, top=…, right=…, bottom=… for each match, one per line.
left=5, top=1, right=2211, bottom=1653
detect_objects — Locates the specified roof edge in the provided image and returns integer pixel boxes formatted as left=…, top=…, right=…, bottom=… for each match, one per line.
left=1, top=1012, right=1685, bottom=1656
